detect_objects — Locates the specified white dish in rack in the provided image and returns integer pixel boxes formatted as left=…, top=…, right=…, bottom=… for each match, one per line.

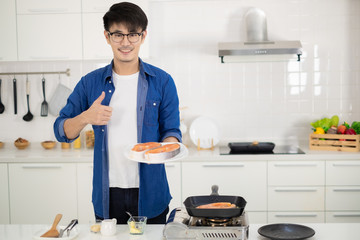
left=189, top=116, right=220, bottom=148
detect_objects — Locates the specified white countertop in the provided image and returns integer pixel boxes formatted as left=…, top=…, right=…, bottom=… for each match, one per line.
left=1, top=223, right=360, bottom=240
left=1, top=141, right=360, bottom=163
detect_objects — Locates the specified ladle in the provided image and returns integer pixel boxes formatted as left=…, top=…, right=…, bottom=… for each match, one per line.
left=23, top=77, right=33, bottom=121
left=0, top=79, right=4, bottom=114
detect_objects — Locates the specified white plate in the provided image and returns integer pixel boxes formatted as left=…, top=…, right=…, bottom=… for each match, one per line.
left=124, top=142, right=188, bottom=164
left=33, top=226, right=79, bottom=240
left=189, top=116, right=220, bottom=148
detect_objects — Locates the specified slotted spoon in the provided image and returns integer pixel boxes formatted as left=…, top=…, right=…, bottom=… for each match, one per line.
left=41, top=77, right=48, bottom=116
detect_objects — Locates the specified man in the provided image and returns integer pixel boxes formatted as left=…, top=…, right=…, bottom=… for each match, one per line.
left=54, top=2, right=181, bottom=224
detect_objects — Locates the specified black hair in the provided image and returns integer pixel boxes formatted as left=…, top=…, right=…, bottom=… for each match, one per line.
left=103, top=2, right=148, bottom=32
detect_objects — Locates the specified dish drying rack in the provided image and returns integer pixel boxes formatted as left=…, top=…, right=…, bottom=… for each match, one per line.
left=197, top=138, right=215, bottom=151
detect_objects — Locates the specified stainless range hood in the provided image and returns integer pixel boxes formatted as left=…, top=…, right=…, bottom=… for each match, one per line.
left=219, top=8, right=302, bottom=63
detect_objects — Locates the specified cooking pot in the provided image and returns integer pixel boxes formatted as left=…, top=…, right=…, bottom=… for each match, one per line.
left=228, top=142, right=275, bottom=154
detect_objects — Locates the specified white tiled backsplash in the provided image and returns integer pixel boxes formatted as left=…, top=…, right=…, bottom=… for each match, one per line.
left=0, top=0, right=359, bottom=146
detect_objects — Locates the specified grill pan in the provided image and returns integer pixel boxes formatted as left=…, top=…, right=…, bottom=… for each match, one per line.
left=228, top=142, right=275, bottom=154
left=183, top=195, right=247, bottom=218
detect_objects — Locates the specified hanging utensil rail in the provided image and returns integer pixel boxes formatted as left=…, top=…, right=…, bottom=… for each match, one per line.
left=0, top=68, right=70, bottom=76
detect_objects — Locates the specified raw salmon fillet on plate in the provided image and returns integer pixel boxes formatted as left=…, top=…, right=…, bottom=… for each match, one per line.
left=130, top=142, right=162, bottom=160
left=144, top=143, right=181, bottom=161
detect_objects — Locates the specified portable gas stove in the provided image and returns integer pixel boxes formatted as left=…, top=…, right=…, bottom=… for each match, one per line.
left=163, top=207, right=249, bottom=240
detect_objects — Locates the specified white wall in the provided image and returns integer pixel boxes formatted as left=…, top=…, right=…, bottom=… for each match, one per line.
left=0, top=0, right=359, bottom=146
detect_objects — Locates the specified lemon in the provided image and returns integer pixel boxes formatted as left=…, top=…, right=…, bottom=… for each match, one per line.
left=314, top=127, right=325, bottom=134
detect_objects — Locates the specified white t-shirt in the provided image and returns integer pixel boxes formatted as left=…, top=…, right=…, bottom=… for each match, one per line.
left=108, top=71, right=139, bottom=188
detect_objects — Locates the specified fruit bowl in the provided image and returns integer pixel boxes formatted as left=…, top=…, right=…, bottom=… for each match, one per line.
left=14, top=138, right=29, bottom=150
left=41, top=141, right=56, bottom=150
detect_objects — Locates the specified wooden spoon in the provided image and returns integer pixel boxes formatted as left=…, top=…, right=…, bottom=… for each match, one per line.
left=40, top=213, right=62, bottom=237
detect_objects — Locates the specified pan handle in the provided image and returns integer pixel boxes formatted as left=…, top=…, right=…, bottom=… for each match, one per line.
left=210, top=185, right=219, bottom=196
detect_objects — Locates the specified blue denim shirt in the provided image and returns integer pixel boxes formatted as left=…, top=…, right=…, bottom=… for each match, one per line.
left=53, top=59, right=181, bottom=219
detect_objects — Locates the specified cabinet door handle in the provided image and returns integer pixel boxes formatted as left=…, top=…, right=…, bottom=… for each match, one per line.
left=30, top=56, right=70, bottom=60
left=332, top=163, right=360, bottom=167
left=275, top=214, right=318, bottom=217
left=202, top=163, right=245, bottom=167
left=333, top=213, right=360, bottom=217
left=275, top=188, right=317, bottom=192
left=273, top=163, right=318, bottom=167
left=22, top=164, right=62, bottom=169
left=333, top=188, right=360, bottom=192
left=28, top=8, right=68, bottom=13
left=165, top=164, right=176, bottom=168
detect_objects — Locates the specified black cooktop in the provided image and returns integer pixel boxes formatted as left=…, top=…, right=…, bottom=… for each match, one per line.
left=220, top=145, right=305, bottom=155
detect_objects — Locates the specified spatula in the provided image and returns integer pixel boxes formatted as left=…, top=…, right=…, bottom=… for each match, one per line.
left=40, top=213, right=62, bottom=238
left=40, top=77, right=48, bottom=116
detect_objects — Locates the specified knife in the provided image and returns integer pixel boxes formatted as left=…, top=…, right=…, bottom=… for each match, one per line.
left=58, top=219, right=78, bottom=238
left=13, top=77, right=17, bottom=114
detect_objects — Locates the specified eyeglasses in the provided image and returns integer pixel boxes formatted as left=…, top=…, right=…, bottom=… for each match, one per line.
left=107, top=31, right=143, bottom=43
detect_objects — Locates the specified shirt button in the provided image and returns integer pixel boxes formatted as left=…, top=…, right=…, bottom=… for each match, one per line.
left=102, top=129, right=104, bottom=132
left=109, top=81, right=112, bottom=84
left=109, top=90, right=112, bottom=93
left=153, top=102, right=156, bottom=106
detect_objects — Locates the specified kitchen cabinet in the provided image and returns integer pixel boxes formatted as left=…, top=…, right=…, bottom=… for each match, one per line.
left=325, top=160, right=360, bottom=223
left=82, top=0, right=149, bottom=60
left=0, top=0, right=17, bottom=61
left=17, top=14, right=82, bottom=61
left=181, top=161, right=267, bottom=222
left=77, top=163, right=95, bottom=224
left=16, top=0, right=81, bottom=14
left=165, top=163, right=182, bottom=212
left=82, top=13, right=113, bottom=60
left=0, top=164, right=10, bottom=224
left=268, top=161, right=325, bottom=223
left=9, top=163, right=77, bottom=224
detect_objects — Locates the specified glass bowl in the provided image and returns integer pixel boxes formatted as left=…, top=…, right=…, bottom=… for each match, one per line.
left=127, top=216, right=147, bottom=235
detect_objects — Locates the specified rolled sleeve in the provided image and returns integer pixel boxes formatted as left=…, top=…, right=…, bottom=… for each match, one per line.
left=158, top=74, right=182, bottom=142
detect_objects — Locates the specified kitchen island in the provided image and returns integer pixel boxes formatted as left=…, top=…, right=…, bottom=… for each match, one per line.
left=0, top=223, right=359, bottom=239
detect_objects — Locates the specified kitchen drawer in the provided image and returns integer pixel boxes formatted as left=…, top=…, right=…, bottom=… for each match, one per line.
left=326, top=186, right=360, bottom=211
left=326, top=212, right=360, bottom=223
left=268, top=187, right=324, bottom=211
left=16, top=0, right=81, bottom=14
left=165, top=163, right=182, bottom=211
left=268, top=212, right=325, bottom=223
left=326, top=161, right=360, bottom=185
left=0, top=164, right=10, bottom=224
left=247, top=211, right=267, bottom=224
left=77, top=163, right=94, bottom=224
left=268, top=161, right=324, bottom=186
left=182, top=161, right=267, bottom=211
left=9, top=163, right=77, bottom=224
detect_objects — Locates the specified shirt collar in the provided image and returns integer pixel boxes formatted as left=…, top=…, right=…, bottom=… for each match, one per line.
left=103, top=58, right=155, bottom=83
